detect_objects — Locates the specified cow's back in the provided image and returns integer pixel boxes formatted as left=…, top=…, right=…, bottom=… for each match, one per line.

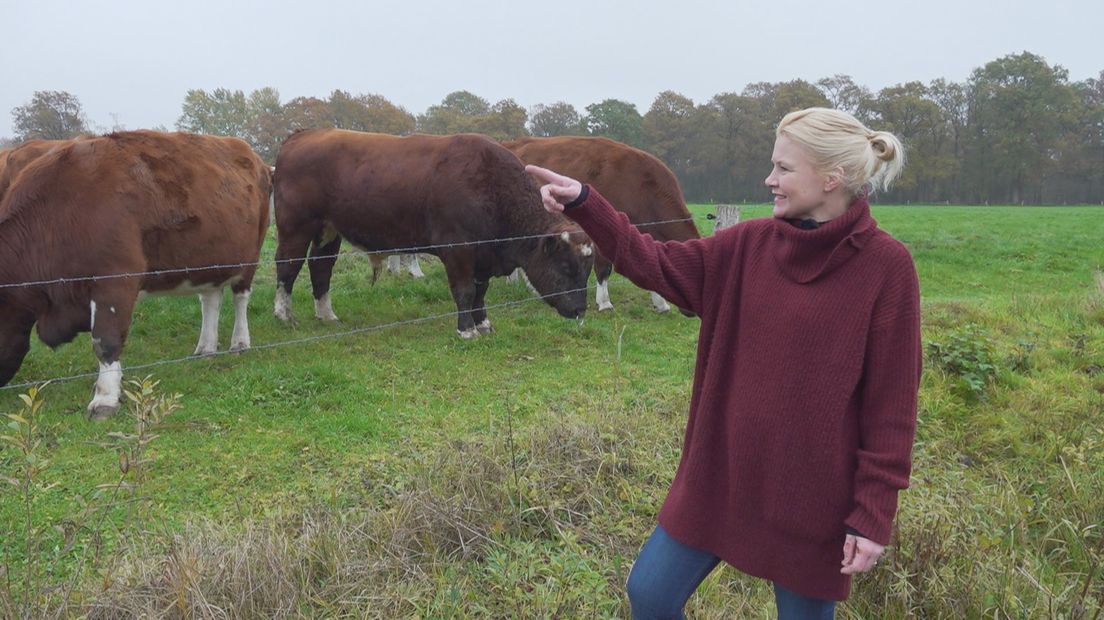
left=506, top=136, right=699, bottom=242
left=0, top=131, right=270, bottom=292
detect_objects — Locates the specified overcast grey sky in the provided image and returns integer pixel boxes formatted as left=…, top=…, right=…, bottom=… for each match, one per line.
left=2, top=0, right=1102, bottom=138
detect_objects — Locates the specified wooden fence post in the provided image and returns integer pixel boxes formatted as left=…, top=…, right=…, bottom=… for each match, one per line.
left=714, top=205, right=742, bottom=232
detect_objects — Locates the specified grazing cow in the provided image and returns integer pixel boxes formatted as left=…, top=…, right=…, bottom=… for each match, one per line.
left=504, top=136, right=700, bottom=313
left=0, top=131, right=271, bottom=419
left=272, top=129, right=594, bottom=338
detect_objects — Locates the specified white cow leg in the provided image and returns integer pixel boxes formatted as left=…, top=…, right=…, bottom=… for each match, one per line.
left=230, top=289, right=252, bottom=352
left=387, top=255, right=403, bottom=274
left=87, top=361, right=122, bottom=421
left=274, top=284, right=294, bottom=322
left=596, top=280, right=614, bottom=312
left=194, top=290, right=222, bottom=355
left=651, top=291, right=672, bottom=313
left=314, top=292, right=340, bottom=321
left=406, top=255, right=425, bottom=278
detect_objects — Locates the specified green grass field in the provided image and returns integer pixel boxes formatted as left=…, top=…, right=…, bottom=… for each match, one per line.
left=1, top=204, right=1102, bottom=618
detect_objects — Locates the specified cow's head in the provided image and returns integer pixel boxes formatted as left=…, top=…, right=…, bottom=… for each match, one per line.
left=521, top=227, right=594, bottom=320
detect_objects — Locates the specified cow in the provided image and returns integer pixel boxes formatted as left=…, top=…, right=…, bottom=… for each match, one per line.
left=0, top=131, right=271, bottom=420
left=504, top=136, right=701, bottom=314
left=272, top=129, right=594, bottom=338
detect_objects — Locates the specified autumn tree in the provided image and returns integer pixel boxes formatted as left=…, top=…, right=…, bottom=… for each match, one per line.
left=176, top=88, right=250, bottom=137
left=528, top=102, right=584, bottom=136
left=583, top=99, right=646, bottom=147
left=965, top=52, right=1079, bottom=203
left=418, top=90, right=491, bottom=134
left=11, top=90, right=90, bottom=141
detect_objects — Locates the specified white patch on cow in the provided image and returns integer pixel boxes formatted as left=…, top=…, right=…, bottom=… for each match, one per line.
left=651, top=291, right=672, bottom=313
left=230, top=289, right=251, bottom=351
left=457, top=327, right=480, bottom=339
left=314, top=292, right=339, bottom=322
left=274, top=285, right=293, bottom=321
left=386, top=255, right=403, bottom=274
left=596, top=280, right=614, bottom=312
left=475, top=318, right=493, bottom=334
left=109, top=306, right=116, bottom=314
left=560, top=231, right=570, bottom=243
left=580, top=243, right=594, bottom=257
left=194, top=289, right=222, bottom=355
left=520, top=270, right=539, bottom=298
left=506, top=267, right=523, bottom=283
left=87, top=361, right=123, bottom=418
left=89, top=300, right=97, bottom=331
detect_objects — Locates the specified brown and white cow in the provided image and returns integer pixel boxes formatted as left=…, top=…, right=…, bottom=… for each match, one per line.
left=504, top=136, right=701, bottom=314
left=0, top=131, right=271, bottom=419
left=272, top=129, right=594, bottom=338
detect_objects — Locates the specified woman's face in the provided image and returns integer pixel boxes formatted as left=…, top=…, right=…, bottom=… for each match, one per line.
left=764, top=135, right=834, bottom=221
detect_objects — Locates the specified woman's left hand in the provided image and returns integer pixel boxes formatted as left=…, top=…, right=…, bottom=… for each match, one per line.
left=840, top=534, right=885, bottom=574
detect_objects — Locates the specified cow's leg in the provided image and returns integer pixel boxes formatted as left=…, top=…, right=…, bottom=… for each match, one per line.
left=440, top=251, right=478, bottom=338
left=386, top=255, right=403, bottom=274
left=87, top=290, right=137, bottom=421
left=650, top=291, right=672, bottom=313
left=229, top=288, right=252, bottom=352
left=406, top=255, right=425, bottom=278
left=194, top=289, right=223, bottom=355
left=595, top=259, right=615, bottom=311
left=274, top=227, right=316, bottom=322
left=472, top=275, right=493, bottom=335
left=309, top=233, right=342, bottom=322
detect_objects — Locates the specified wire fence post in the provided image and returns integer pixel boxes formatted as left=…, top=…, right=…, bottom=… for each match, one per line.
left=714, top=205, right=741, bottom=233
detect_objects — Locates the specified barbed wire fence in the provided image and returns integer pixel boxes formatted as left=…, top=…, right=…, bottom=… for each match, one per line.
left=0, top=215, right=710, bottom=393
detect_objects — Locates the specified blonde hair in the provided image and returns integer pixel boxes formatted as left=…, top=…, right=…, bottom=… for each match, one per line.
left=776, top=107, right=905, bottom=196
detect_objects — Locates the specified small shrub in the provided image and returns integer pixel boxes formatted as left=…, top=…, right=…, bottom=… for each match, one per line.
left=926, top=324, right=997, bottom=401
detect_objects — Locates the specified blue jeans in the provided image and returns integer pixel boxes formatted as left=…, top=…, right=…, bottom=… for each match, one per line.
left=626, top=525, right=837, bottom=620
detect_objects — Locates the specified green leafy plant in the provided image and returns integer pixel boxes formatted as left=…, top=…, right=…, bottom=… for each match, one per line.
left=926, top=324, right=997, bottom=401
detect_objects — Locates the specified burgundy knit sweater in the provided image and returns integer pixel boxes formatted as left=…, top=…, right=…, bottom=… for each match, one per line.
left=566, top=188, right=921, bottom=601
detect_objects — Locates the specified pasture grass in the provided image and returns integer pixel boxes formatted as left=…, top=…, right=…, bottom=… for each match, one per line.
left=1, top=204, right=1102, bottom=617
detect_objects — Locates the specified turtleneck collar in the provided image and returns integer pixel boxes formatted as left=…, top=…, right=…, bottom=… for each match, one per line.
left=770, top=194, right=878, bottom=284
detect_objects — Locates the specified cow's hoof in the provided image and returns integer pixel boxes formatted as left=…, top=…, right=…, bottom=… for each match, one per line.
left=274, top=309, right=293, bottom=322
left=653, top=305, right=671, bottom=313
left=457, top=328, right=480, bottom=339
left=193, top=346, right=218, bottom=357
left=86, top=402, right=119, bottom=421
left=598, top=302, right=615, bottom=312
left=314, top=314, right=340, bottom=323
left=475, top=319, right=494, bottom=335
left=229, top=342, right=250, bottom=353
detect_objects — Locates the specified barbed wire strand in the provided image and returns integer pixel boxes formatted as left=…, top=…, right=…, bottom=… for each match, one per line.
left=0, top=217, right=700, bottom=292
left=0, top=279, right=634, bottom=393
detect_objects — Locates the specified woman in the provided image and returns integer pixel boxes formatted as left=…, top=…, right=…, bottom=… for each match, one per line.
left=527, top=107, right=921, bottom=619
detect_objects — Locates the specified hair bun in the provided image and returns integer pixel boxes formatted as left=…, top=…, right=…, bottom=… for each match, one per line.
left=870, top=132, right=896, bottom=162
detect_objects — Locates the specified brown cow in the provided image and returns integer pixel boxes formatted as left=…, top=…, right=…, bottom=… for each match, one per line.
left=272, top=129, right=594, bottom=338
left=504, top=136, right=700, bottom=313
left=0, top=131, right=271, bottom=419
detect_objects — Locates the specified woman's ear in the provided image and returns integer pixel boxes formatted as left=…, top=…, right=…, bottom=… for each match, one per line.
left=823, top=167, right=845, bottom=192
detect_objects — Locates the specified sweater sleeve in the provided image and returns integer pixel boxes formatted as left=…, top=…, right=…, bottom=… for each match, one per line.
left=844, top=249, right=922, bottom=545
left=564, top=185, right=713, bottom=316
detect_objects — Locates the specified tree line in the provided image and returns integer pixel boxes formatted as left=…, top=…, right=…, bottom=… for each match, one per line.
left=7, top=52, right=1102, bottom=205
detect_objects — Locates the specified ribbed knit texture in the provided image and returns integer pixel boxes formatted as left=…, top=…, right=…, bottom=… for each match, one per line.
left=566, top=188, right=921, bottom=601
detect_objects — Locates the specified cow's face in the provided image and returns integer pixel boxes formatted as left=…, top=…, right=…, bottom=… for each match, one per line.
left=522, top=229, right=594, bottom=319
